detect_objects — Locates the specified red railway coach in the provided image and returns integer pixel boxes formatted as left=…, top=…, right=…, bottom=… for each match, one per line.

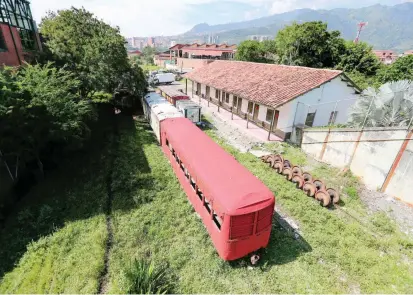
left=160, top=118, right=275, bottom=261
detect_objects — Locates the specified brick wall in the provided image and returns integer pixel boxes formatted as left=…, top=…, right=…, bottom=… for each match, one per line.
left=0, top=24, right=25, bottom=67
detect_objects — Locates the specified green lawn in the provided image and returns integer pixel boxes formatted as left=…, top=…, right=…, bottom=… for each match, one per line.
left=1, top=115, right=412, bottom=293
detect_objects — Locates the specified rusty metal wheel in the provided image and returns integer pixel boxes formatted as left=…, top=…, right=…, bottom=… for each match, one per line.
left=303, top=172, right=313, bottom=183
left=292, top=175, right=305, bottom=189
left=282, top=167, right=293, bottom=180
left=274, top=154, right=283, bottom=163
left=315, top=189, right=331, bottom=207
left=260, top=155, right=271, bottom=162
left=303, top=181, right=316, bottom=197
left=313, top=179, right=326, bottom=192
left=273, top=162, right=284, bottom=174
left=292, top=166, right=303, bottom=176
left=327, top=188, right=340, bottom=204
left=283, top=160, right=292, bottom=168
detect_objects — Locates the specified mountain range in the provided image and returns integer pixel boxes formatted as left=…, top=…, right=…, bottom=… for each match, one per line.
left=173, top=3, right=413, bottom=52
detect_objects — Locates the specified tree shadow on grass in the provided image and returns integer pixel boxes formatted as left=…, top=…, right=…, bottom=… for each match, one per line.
left=0, top=112, right=153, bottom=281
left=229, top=211, right=312, bottom=268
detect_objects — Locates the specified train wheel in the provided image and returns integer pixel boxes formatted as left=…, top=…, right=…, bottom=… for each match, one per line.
left=282, top=167, right=293, bottom=180
left=283, top=160, right=292, bottom=168
left=315, top=189, right=331, bottom=207
left=292, top=175, right=304, bottom=189
left=274, top=154, right=284, bottom=163
left=313, top=179, right=326, bottom=192
left=327, top=188, right=340, bottom=204
left=303, top=181, right=316, bottom=197
left=250, top=254, right=260, bottom=265
left=292, top=166, right=303, bottom=176
left=274, top=162, right=283, bottom=174
left=260, top=155, right=271, bottom=163
left=303, top=172, right=313, bottom=183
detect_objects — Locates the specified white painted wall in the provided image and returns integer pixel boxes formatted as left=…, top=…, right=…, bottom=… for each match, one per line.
left=196, top=76, right=358, bottom=135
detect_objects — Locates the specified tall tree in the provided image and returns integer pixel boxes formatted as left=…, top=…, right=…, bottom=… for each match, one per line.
left=0, top=63, right=94, bottom=180
left=40, top=7, right=131, bottom=99
left=378, top=55, right=413, bottom=83
left=142, top=46, right=156, bottom=65
left=275, top=21, right=345, bottom=68
left=235, top=40, right=272, bottom=63
left=337, top=41, right=382, bottom=76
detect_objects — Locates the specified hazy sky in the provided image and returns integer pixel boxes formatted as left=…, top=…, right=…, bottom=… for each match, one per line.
left=30, top=0, right=412, bottom=37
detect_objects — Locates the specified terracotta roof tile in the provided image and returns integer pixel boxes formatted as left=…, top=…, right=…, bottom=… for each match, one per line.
left=185, top=61, right=343, bottom=108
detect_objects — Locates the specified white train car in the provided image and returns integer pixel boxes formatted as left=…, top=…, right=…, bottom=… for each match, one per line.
left=142, top=92, right=184, bottom=142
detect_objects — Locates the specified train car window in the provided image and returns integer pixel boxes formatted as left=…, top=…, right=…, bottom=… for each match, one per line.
left=204, top=198, right=212, bottom=214
left=196, top=188, right=203, bottom=201
left=180, top=161, right=185, bottom=172
left=212, top=211, right=222, bottom=230
left=172, top=148, right=176, bottom=157
left=190, top=177, right=196, bottom=190
left=166, top=138, right=169, bottom=148
left=185, top=169, right=189, bottom=180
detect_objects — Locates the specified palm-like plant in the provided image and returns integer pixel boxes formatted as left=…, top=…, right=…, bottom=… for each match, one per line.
left=348, top=80, right=413, bottom=128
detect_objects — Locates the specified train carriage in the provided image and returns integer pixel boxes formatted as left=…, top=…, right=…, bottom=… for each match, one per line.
left=158, top=85, right=190, bottom=106
left=160, top=118, right=275, bottom=261
left=143, top=92, right=183, bottom=142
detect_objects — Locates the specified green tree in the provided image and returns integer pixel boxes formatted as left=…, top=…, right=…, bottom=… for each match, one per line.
left=337, top=41, right=382, bottom=76
left=235, top=40, right=271, bottom=63
left=275, top=21, right=345, bottom=68
left=378, top=55, right=413, bottom=83
left=0, top=63, right=95, bottom=180
left=142, top=46, right=156, bottom=65
left=40, top=7, right=131, bottom=98
left=348, top=80, right=413, bottom=127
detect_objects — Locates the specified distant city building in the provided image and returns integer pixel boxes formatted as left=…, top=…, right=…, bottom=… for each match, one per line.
left=249, top=35, right=271, bottom=42
left=373, top=50, right=398, bottom=64
left=169, top=43, right=237, bottom=70
left=147, top=37, right=155, bottom=48
left=128, top=50, right=142, bottom=58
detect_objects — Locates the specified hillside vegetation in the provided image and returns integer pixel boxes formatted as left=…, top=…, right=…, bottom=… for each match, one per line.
left=181, top=3, right=413, bottom=51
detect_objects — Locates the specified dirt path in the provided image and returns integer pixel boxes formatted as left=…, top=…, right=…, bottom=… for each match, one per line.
left=98, top=115, right=119, bottom=294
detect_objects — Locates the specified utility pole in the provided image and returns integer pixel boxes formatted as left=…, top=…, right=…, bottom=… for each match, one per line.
left=354, top=22, right=368, bottom=44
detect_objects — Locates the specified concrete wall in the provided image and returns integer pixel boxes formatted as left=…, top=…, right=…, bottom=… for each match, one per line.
left=176, top=58, right=214, bottom=70
left=301, top=127, right=413, bottom=205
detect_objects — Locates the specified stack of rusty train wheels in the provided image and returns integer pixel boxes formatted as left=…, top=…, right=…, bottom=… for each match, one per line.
left=260, top=154, right=340, bottom=207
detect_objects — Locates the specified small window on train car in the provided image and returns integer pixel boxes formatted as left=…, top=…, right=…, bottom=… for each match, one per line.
left=180, top=161, right=185, bottom=172
left=172, top=148, right=175, bottom=157
left=204, top=198, right=212, bottom=214
left=166, top=138, right=169, bottom=147
left=190, top=177, right=196, bottom=190
left=196, top=188, right=203, bottom=201
left=185, top=169, right=189, bottom=180
left=213, top=211, right=222, bottom=230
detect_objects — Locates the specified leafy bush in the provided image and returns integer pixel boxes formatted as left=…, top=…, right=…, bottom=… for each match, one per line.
left=125, top=259, right=174, bottom=294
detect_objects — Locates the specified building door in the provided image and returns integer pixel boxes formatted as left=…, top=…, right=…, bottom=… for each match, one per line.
left=237, top=97, right=242, bottom=114
left=253, top=104, right=260, bottom=121
left=272, top=110, right=279, bottom=131
left=197, top=83, right=201, bottom=95
left=206, top=86, right=210, bottom=99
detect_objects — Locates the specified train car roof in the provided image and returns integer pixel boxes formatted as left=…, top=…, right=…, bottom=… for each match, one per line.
left=144, top=92, right=184, bottom=120
left=162, top=118, right=274, bottom=215
left=144, top=92, right=170, bottom=107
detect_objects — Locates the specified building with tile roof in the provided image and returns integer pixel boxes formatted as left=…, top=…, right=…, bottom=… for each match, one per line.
left=185, top=60, right=360, bottom=140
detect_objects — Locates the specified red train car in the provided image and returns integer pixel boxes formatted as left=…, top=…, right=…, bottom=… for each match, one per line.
left=158, top=85, right=189, bottom=106
left=160, top=118, right=275, bottom=261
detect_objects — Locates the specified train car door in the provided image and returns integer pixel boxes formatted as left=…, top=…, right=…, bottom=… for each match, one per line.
left=253, top=104, right=260, bottom=121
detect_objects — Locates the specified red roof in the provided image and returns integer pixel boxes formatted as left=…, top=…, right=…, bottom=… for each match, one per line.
left=170, top=43, right=237, bottom=52
left=185, top=60, right=343, bottom=108
left=162, top=118, right=274, bottom=215
left=158, top=85, right=189, bottom=99
left=128, top=50, right=142, bottom=55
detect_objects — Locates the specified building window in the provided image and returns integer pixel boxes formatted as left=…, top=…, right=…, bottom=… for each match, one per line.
left=233, top=96, right=238, bottom=108
left=248, top=102, right=253, bottom=114
left=305, top=112, right=316, bottom=127
left=215, top=89, right=220, bottom=99
left=225, top=93, right=229, bottom=103
left=266, top=109, right=274, bottom=122
left=19, top=29, right=36, bottom=51
left=328, top=111, right=338, bottom=125
left=0, top=29, right=7, bottom=52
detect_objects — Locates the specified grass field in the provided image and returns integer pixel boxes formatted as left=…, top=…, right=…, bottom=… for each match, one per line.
left=1, top=115, right=413, bottom=293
